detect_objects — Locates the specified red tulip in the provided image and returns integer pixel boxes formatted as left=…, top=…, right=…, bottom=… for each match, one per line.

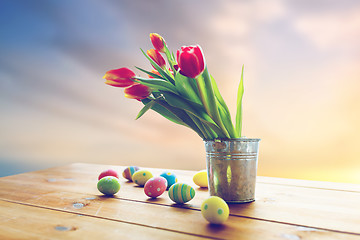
left=147, top=49, right=166, bottom=69
left=150, top=33, right=166, bottom=53
left=124, top=84, right=152, bottom=101
left=103, top=68, right=135, bottom=88
left=176, top=45, right=205, bottom=78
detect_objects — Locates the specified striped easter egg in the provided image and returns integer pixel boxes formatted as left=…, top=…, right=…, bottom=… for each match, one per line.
left=122, top=166, right=140, bottom=181
left=168, top=183, right=195, bottom=204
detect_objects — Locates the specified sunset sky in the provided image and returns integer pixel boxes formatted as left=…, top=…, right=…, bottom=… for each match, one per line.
left=1, top=0, right=360, bottom=183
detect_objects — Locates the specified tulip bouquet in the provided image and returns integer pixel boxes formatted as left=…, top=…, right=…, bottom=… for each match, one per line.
left=103, top=33, right=244, bottom=140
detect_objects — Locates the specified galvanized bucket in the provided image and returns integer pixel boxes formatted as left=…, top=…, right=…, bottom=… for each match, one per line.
left=204, top=138, right=261, bottom=203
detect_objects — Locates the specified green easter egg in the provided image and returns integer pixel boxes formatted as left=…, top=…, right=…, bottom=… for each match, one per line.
left=168, top=183, right=195, bottom=204
left=97, top=176, right=121, bottom=195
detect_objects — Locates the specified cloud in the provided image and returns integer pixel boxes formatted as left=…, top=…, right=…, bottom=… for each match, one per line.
left=294, top=8, right=360, bottom=49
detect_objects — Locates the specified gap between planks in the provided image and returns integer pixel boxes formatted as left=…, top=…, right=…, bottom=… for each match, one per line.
left=1, top=194, right=360, bottom=238
left=2, top=164, right=360, bottom=236
left=0, top=199, right=222, bottom=240
left=257, top=181, right=360, bottom=194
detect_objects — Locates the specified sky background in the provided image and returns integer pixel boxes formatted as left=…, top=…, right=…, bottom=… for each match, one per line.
left=1, top=0, right=360, bottom=183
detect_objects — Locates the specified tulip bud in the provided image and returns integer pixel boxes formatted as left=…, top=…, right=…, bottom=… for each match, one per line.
left=150, top=33, right=166, bottom=53
left=147, top=49, right=166, bottom=69
left=148, top=69, right=173, bottom=78
left=103, top=68, right=136, bottom=88
left=124, top=84, right=152, bottom=101
left=176, top=45, right=205, bottom=78
left=148, top=70, right=161, bottom=79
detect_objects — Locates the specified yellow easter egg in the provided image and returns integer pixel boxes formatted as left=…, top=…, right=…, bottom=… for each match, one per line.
left=201, top=196, right=229, bottom=224
left=132, top=170, right=153, bottom=187
left=193, top=170, right=208, bottom=188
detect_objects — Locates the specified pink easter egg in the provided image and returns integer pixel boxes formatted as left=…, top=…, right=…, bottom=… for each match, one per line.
left=98, top=169, right=119, bottom=180
left=144, top=176, right=168, bottom=198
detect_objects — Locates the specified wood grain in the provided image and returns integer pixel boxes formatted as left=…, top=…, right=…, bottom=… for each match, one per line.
left=0, top=183, right=358, bottom=240
left=0, top=200, right=206, bottom=240
left=258, top=176, right=360, bottom=192
left=1, top=163, right=360, bottom=239
left=1, top=163, right=359, bottom=234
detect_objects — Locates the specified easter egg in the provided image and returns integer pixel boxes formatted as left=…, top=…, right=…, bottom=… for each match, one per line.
left=201, top=196, right=229, bottom=224
left=132, top=170, right=153, bottom=187
left=144, top=176, right=168, bottom=198
left=193, top=170, right=208, bottom=188
left=160, top=171, right=178, bottom=190
left=122, top=166, right=140, bottom=181
left=97, top=176, right=121, bottom=195
left=98, top=169, right=119, bottom=180
left=168, top=183, right=195, bottom=204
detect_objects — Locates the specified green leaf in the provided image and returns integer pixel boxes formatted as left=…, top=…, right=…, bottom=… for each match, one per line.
left=210, top=75, right=237, bottom=138
left=140, top=48, right=175, bottom=85
left=161, top=91, right=227, bottom=138
left=163, top=44, right=176, bottom=73
left=141, top=98, right=206, bottom=139
left=187, top=115, right=212, bottom=140
left=196, top=68, right=230, bottom=138
left=174, top=73, right=202, bottom=104
left=141, top=98, right=185, bottom=126
left=217, top=103, right=237, bottom=138
left=134, top=76, right=178, bottom=93
left=135, top=66, right=166, bottom=80
left=153, top=100, right=206, bottom=139
left=236, top=65, right=245, bottom=137
left=136, top=100, right=155, bottom=120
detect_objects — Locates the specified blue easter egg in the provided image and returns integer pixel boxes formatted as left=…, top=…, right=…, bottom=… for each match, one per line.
left=160, top=171, right=178, bottom=190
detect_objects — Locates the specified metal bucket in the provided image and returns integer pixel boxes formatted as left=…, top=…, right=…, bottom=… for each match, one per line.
left=204, top=138, right=261, bottom=203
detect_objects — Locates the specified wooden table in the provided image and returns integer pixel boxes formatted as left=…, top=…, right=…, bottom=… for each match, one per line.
left=0, top=163, right=359, bottom=239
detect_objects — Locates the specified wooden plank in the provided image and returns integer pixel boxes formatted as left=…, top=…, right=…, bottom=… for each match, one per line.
left=0, top=200, right=206, bottom=240
left=257, top=176, right=360, bottom=192
left=0, top=183, right=358, bottom=240
left=1, top=163, right=360, bottom=234
left=14, top=163, right=360, bottom=192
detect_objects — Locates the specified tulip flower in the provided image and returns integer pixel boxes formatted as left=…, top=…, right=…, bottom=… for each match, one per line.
left=150, top=33, right=166, bottom=53
left=147, top=49, right=166, bottom=69
left=148, top=69, right=174, bottom=79
left=148, top=70, right=162, bottom=79
left=103, top=68, right=136, bottom=88
left=176, top=45, right=205, bottom=78
left=124, top=83, right=152, bottom=101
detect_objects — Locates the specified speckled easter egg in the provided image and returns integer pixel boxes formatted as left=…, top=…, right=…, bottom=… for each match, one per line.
left=168, top=183, right=195, bottom=204
left=144, top=176, right=168, bottom=198
left=193, top=170, right=208, bottom=188
left=122, top=166, right=140, bottom=181
left=98, top=169, right=119, bottom=180
left=201, top=196, right=229, bottom=224
left=97, top=176, right=121, bottom=195
left=132, top=170, right=153, bottom=187
left=160, top=171, right=178, bottom=190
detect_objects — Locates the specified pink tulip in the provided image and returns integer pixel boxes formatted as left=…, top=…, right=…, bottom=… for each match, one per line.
left=150, top=33, right=166, bottom=53
left=124, top=84, right=152, bottom=101
left=176, top=45, right=205, bottom=78
left=103, top=68, right=135, bottom=88
left=147, top=49, right=166, bottom=69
